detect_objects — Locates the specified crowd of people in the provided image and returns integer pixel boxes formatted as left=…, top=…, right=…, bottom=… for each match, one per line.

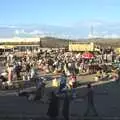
left=0, top=47, right=119, bottom=86
left=0, top=47, right=120, bottom=119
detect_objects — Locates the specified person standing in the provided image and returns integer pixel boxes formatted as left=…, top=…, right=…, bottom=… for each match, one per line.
left=7, top=65, right=14, bottom=86
left=30, top=65, right=35, bottom=80
left=115, top=70, right=120, bottom=84
left=59, top=71, right=67, bottom=94
left=62, top=92, right=70, bottom=120
left=34, top=79, right=46, bottom=101
left=70, top=73, right=77, bottom=98
left=84, top=83, right=98, bottom=117
left=14, top=63, right=21, bottom=79
left=26, top=62, right=31, bottom=73
left=47, top=91, right=60, bottom=120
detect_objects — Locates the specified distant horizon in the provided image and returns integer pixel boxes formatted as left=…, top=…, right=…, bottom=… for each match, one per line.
left=0, top=22, right=120, bottom=39
left=0, top=34, right=120, bottom=40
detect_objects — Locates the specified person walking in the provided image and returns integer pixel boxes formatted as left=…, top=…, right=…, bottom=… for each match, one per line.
left=116, top=70, right=120, bottom=84
left=62, top=92, right=70, bottom=120
left=34, top=79, right=46, bottom=101
left=47, top=91, right=60, bottom=120
left=84, top=83, right=98, bottom=117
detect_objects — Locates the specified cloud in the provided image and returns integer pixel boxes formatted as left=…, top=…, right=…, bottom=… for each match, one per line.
left=14, top=29, right=49, bottom=37
left=7, top=25, right=16, bottom=28
left=21, top=29, right=25, bottom=33
left=72, top=20, right=104, bottom=28
left=14, top=29, right=25, bottom=35
left=29, top=30, right=45, bottom=35
left=86, top=21, right=103, bottom=27
left=15, top=30, right=19, bottom=35
left=2, top=21, right=120, bottom=39
left=103, top=34, right=120, bottom=38
left=0, top=25, right=17, bottom=28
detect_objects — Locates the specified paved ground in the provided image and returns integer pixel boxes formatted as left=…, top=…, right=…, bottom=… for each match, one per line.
left=71, top=80, right=120, bottom=119
left=0, top=80, right=120, bottom=120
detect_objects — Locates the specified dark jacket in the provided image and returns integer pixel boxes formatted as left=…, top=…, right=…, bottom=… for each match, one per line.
left=62, top=94, right=70, bottom=119
left=47, top=92, right=60, bottom=118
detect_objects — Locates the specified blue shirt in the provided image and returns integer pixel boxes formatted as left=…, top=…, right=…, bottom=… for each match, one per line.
left=60, top=75, right=66, bottom=85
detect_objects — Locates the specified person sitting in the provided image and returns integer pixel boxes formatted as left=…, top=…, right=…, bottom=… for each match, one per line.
left=0, top=71, right=8, bottom=83
left=53, top=67, right=58, bottom=74
left=0, top=75, right=8, bottom=89
left=95, top=70, right=101, bottom=81
left=101, top=71, right=109, bottom=80
left=45, top=64, right=50, bottom=73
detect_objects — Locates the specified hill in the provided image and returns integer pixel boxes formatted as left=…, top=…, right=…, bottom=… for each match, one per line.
left=89, top=38, right=120, bottom=47
left=40, top=37, right=120, bottom=48
left=40, top=37, right=70, bottom=48
left=1, top=37, right=120, bottom=48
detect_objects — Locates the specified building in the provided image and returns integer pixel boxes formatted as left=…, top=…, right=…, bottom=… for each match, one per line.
left=0, top=37, right=40, bottom=44
left=0, top=37, right=40, bottom=52
left=69, top=42, right=94, bottom=52
left=69, top=42, right=100, bottom=52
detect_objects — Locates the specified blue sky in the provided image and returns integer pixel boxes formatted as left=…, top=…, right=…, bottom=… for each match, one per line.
left=0, top=0, right=120, bottom=38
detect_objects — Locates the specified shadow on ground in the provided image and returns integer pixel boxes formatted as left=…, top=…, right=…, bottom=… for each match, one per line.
left=0, top=80, right=120, bottom=120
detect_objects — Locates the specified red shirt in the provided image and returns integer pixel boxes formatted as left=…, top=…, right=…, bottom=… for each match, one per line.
left=71, top=75, right=76, bottom=83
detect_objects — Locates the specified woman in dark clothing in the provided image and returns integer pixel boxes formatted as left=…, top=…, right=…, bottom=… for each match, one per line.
left=62, top=92, right=70, bottom=120
left=34, top=81, right=46, bottom=101
left=84, top=83, right=98, bottom=116
left=47, top=91, right=60, bottom=120
left=26, top=63, right=31, bottom=73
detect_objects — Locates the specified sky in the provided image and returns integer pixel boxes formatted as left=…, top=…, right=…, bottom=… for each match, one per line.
left=0, top=0, right=120, bottom=38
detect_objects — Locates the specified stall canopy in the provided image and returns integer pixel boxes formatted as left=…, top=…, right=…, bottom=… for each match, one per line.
left=81, top=52, right=94, bottom=59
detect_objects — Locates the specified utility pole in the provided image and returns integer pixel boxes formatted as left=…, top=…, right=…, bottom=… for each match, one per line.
left=88, top=25, right=94, bottom=39
left=39, top=37, right=42, bottom=47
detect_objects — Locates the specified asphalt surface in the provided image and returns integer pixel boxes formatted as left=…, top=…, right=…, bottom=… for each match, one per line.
left=0, top=80, right=119, bottom=120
